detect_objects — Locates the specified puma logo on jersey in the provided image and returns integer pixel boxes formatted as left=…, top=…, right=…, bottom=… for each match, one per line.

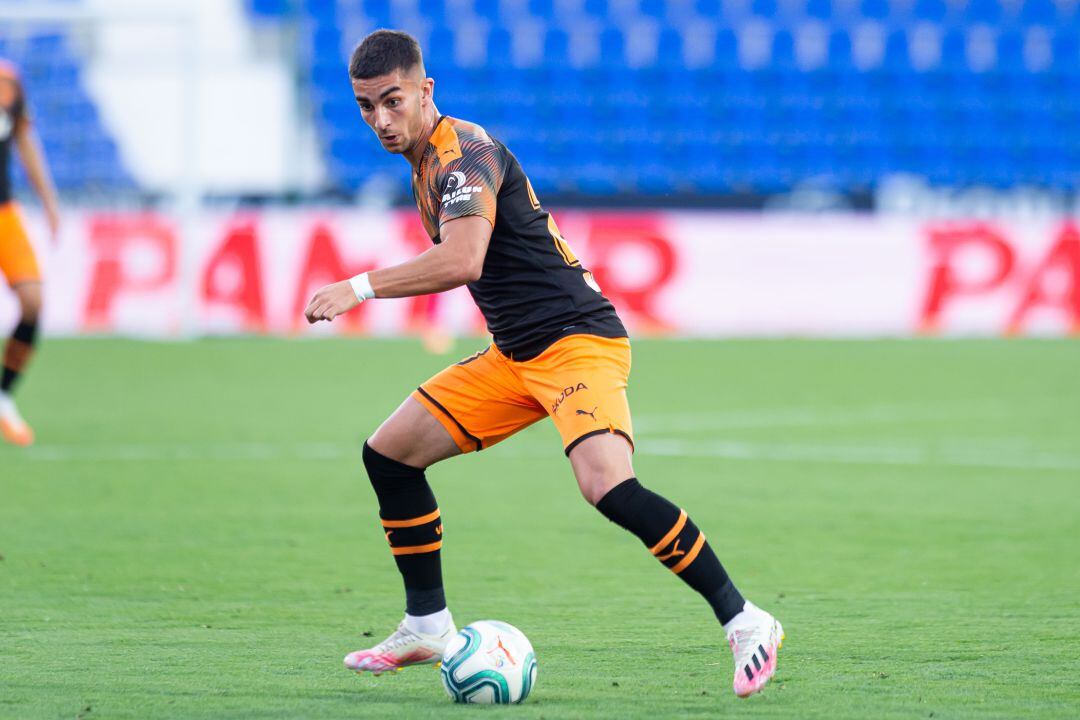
left=576, top=406, right=598, bottom=421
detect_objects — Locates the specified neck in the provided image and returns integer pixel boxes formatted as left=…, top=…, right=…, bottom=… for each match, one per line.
left=405, top=106, right=442, bottom=171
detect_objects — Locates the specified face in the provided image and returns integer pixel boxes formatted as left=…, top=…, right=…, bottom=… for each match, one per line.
left=352, top=67, right=433, bottom=155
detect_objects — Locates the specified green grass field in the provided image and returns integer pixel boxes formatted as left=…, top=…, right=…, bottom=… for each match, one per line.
left=2, top=337, right=1078, bottom=719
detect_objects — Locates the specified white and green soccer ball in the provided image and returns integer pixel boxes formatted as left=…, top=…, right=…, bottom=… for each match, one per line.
left=439, top=620, right=538, bottom=704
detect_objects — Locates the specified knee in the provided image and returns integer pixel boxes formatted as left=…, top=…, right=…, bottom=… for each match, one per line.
left=18, top=293, right=42, bottom=323
left=577, top=466, right=629, bottom=507
left=363, top=438, right=425, bottom=484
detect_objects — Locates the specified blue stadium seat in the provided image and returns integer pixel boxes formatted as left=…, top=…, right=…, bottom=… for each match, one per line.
left=656, top=27, right=683, bottom=69
left=939, top=29, right=967, bottom=73
left=714, top=27, right=738, bottom=69
left=965, top=0, right=1001, bottom=23
left=1020, top=0, right=1057, bottom=25
left=913, top=0, right=946, bottom=22
left=806, top=0, right=832, bottom=21
left=860, top=0, right=890, bottom=21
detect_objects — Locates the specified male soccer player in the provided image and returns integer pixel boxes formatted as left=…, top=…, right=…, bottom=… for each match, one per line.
left=304, top=30, right=783, bottom=697
left=0, top=60, right=59, bottom=446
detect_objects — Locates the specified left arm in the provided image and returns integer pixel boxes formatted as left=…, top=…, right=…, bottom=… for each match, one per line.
left=14, top=122, right=60, bottom=244
left=304, top=215, right=491, bottom=324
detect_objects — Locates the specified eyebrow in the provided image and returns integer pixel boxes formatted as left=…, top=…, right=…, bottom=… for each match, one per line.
left=355, top=86, right=402, bottom=103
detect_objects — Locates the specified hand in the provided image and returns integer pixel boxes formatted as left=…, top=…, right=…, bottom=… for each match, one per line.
left=304, top=280, right=360, bottom=324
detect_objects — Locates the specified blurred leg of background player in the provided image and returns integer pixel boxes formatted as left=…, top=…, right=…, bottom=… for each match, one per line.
left=0, top=281, right=41, bottom=446
left=0, top=204, right=44, bottom=447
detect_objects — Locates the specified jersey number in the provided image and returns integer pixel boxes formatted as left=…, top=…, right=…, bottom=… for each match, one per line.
left=527, top=177, right=580, bottom=268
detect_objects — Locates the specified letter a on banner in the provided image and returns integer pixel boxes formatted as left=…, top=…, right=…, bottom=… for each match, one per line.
left=202, top=220, right=267, bottom=331
left=293, top=222, right=374, bottom=332
left=1007, top=224, right=1080, bottom=334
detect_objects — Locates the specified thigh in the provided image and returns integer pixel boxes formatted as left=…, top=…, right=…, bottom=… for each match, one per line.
left=411, top=344, right=547, bottom=454
left=368, top=395, right=463, bottom=469
left=518, top=335, right=634, bottom=456
left=0, top=203, right=41, bottom=286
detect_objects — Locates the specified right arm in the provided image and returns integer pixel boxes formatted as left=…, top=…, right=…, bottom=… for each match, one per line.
left=303, top=215, right=491, bottom=324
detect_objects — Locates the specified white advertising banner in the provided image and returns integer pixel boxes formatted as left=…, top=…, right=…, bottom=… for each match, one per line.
left=2, top=208, right=1077, bottom=338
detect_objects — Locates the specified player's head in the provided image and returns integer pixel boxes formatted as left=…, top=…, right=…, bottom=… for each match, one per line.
left=349, top=30, right=434, bottom=155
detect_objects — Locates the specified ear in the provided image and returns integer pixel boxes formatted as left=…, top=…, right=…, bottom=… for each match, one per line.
left=422, top=77, right=434, bottom=105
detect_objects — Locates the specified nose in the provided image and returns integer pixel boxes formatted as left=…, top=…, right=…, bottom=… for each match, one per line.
left=374, top=107, right=392, bottom=132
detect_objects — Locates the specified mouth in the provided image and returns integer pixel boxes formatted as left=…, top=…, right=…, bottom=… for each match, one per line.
left=381, top=134, right=399, bottom=145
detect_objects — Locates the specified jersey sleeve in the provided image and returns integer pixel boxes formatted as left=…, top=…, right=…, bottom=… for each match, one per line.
left=436, top=141, right=506, bottom=227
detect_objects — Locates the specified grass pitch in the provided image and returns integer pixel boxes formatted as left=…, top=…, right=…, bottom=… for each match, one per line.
left=1, top=337, right=1078, bottom=719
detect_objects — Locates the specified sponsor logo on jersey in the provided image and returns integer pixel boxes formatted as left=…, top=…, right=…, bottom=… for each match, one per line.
left=445, top=170, right=467, bottom=190
left=442, top=171, right=483, bottom=206
left=551, top=382, right=588, bottom=415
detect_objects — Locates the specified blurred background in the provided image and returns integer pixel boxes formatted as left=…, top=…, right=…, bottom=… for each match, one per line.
left=1, top=0, right=1078, bottom=339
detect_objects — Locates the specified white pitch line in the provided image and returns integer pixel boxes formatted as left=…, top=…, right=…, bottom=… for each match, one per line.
left=633, top=403, right=1008, bottom=433
left=635, top=438, right=1080, bottom=472
left=17, top=442, right=352, bottom=463
left=8, top=438, right=1079, bottom=473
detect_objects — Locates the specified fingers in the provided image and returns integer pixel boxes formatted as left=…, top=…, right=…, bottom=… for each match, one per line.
left=304, top=299, right=341, bottom=324
left=305, top=298, right=328, bottom=324
left=304, top=283, right=358, bottom=324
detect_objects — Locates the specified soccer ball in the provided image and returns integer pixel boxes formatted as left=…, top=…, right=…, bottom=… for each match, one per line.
left=439, top=620, right=538, bottom=704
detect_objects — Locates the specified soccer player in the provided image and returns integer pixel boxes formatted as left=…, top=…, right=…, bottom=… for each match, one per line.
left=0, top=60, right=59, bottom=446
left=304, top=30, right=784, bottom=698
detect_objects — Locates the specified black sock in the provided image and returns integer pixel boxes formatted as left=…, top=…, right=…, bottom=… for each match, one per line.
left=1, top=320, right=38, bottom=394
left=362, top=442, right=446, bottom=616
left=596, top=478, right=746, bottom=624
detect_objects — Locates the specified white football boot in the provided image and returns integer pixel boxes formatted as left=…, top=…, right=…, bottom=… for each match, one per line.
left=344, top=617, right=457, bottom=676
left=725, top=601, right=784, bottom=698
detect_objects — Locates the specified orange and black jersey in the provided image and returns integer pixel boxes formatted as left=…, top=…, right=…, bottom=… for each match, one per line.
left=0, top=61, right=28, bottom=204
left=412, top=116, right=626, bottom=360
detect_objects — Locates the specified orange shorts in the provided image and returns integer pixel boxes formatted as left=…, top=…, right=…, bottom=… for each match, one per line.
left=0, top=202, right=41, bottom=284
left=413, top=334, right=633, bottom=456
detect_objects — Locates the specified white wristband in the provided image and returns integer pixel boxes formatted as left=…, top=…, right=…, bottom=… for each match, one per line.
left=349, top=272, right=376, bottom=302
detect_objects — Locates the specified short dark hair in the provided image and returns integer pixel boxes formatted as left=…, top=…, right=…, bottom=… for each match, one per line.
left=349, top=29, right=424, bottom=80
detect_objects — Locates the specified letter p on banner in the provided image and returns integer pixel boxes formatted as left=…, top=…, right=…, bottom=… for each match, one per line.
left=919, top=223, right=1016, bottom=333
left=83, top=213, right=178, bottom=332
